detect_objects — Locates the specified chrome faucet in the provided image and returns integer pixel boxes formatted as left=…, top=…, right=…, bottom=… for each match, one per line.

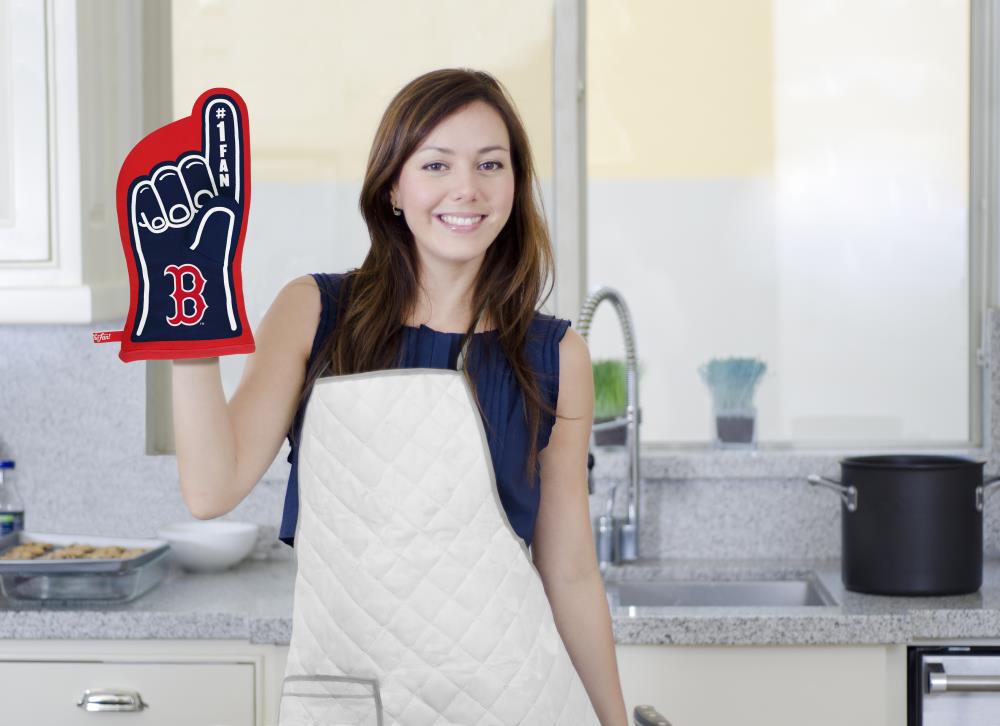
left=576, top=286, right=641, bottom=566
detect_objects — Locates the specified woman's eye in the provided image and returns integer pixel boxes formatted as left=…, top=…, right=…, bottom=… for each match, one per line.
left=422, top=161, right=504, bottom=172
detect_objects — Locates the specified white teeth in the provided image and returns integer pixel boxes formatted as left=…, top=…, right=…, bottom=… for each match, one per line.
left=439, top=215, right=483, bottom=226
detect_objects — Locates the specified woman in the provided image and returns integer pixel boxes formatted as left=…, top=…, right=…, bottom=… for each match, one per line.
left=172, top=68, right=628, bottom=726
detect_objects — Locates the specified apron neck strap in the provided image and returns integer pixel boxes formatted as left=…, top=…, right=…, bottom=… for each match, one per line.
left=456, top=307, right=486, bottom=372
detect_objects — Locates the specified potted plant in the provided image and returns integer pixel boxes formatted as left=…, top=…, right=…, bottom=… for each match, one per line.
left=592, top=359, right=628, bottom=446
left=697, top=356, right=767, bottom=448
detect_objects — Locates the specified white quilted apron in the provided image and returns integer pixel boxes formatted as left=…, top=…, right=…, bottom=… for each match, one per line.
left=278, top=332, right=601, bottom=726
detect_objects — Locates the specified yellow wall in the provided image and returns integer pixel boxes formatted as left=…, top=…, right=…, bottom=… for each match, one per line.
left=171, top=0, right=554, bottom=182
left=172, top=0, right=773, bottom=183
left=588, top=0, right=774, bottom=178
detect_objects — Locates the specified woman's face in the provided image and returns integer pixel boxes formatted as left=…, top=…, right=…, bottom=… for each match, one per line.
left=390, top=100, right=515, bottom=269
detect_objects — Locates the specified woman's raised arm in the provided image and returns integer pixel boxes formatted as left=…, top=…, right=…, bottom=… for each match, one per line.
left=171, top=275, right=321, bottom=519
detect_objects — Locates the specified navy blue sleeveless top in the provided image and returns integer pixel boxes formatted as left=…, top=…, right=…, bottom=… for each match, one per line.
left=279, top=271, right=572, bottom=549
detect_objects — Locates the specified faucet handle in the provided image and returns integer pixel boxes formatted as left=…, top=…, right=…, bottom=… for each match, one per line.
left=617, top=518, right=638, bottom=561
left=594, top=513, right=614, bottom=567
left=587, top=450, right=596, bottom=494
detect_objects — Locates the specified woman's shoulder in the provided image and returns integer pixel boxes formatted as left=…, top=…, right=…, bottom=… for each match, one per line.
left=276, top=270, right=353, bottom=367
left=287, top=270, right=355, bottom=319
left=255, top=275, right=321, bottom=365
left=524, top=311, right=574, bottom=385
left=527, top=310, right=573, bottom=345
left=307, top=270, right=352, bottom=296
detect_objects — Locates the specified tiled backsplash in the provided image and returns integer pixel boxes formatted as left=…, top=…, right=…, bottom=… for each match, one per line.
left=0, top=321, right=293, bottom=560
left=1, top=310, right=997, bottom=561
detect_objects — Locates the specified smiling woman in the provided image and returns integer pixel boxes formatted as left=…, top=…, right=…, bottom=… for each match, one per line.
left=388, top=100, right=514, bottom=275
left=170, top=65, right=628, bottom=724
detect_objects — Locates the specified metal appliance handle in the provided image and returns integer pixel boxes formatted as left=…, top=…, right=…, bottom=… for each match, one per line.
left=77, top=688, right=149, bottom=711
left=926, top=662, right=1000, bottom=693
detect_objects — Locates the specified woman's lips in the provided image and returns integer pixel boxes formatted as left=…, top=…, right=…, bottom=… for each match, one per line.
left=436, top=215, right=485, bottom=233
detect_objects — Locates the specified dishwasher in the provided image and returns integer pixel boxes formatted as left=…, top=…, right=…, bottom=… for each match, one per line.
left=909, top=645, right=1000, bottom=725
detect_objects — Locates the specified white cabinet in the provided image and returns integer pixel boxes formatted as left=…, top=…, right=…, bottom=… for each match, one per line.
left=0, top=639, right=288, bottom=726
left=0, top=0, right=170, bottom=323
left=0, top=660, right=255, bottom=725
left=0, top=1, right=49, bottom=264
left=616, top=643, right=908, bottom=726
left=0, top=639, right=910, bottom=725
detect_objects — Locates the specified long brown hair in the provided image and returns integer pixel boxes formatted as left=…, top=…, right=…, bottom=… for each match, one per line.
left=290, top=68, right=566, bottom=485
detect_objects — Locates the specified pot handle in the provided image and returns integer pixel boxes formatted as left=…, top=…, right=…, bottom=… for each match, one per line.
left=975, top=474, right=1000, bottom=512
left=807, top=474, right=858, bottom=512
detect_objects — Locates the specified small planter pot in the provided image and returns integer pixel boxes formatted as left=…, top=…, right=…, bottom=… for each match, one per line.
left=593, top=414, right=628, bottom=446
left=713, top=407, right=756, bottom=448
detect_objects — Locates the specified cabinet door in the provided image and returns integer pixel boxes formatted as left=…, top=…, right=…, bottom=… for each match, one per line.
left=616, top=644, right=905, bottom=726
left=0, top=660, right=255, bottom=726
left=0, top=0, right=50, bottom=262
left=0, top=0, right=155, bottom=322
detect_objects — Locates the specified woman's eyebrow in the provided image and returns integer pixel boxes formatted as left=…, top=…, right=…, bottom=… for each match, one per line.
left=418, top=145, right=509, bottom=154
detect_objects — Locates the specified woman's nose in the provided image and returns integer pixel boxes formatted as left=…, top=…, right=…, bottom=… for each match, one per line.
left=450, top=167, right=482, bottom=200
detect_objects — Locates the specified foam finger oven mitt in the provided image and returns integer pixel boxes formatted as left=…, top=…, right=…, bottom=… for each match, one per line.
left=93, top=88, right=255, bottom=362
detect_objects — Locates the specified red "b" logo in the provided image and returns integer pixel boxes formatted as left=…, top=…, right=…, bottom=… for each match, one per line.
left=164, top=264, right=209, bottom=326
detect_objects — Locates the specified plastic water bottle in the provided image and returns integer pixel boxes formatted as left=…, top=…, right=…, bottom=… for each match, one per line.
left=0, top=461, right=24, bottom=536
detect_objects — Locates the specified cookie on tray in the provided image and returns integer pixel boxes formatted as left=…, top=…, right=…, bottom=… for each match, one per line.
left=0, top=541, right=56, bottom=560
left=86, top=546, right=128, bottom=559
left=42, top=544, right=96, bottom=559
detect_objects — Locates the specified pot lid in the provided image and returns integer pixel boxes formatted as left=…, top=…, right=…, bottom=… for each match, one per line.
left=841, top=454, right=984, bottom=469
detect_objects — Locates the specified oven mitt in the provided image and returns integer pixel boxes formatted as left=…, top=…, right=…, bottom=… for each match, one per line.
left=92, top=88, right=255, bottom=362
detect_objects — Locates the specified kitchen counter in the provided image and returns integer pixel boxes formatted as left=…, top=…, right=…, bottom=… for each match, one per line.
left=604, top=557, right=1000, bottom=645
left=0, top=557, right=298, bottom=644
left=2, top=556, right=1000, bottom=645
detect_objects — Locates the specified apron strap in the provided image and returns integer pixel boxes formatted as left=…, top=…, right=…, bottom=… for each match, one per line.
left=455, top=307, right=486, bottom=372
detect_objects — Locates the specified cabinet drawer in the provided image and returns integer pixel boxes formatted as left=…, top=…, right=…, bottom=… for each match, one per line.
left=0, top=660, right=255, bottom=726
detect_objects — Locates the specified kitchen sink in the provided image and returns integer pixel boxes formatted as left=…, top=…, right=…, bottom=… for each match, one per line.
left=604, top=575, right=837, bottom=608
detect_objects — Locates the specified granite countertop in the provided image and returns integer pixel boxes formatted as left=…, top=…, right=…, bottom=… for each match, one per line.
left=2, top=556, right=1000, bottom=645
left=602, top=557, right=1000, bottom=645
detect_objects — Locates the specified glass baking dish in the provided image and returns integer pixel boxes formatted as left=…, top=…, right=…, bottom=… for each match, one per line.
left=0, top=531, right=171, bottom=603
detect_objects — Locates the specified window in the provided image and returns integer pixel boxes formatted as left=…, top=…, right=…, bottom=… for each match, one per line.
left=582, top=0, right=986, bottom=448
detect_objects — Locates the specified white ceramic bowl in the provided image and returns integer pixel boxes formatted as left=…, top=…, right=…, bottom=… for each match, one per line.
left=156, top=520, right=259, bottom=573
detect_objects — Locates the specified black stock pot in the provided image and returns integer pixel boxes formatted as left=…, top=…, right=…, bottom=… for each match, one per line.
left=808, top=455, right=1000, bottom=596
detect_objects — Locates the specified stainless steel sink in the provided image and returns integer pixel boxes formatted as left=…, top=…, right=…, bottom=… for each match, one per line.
left=605, top=575, right=837, bottom=608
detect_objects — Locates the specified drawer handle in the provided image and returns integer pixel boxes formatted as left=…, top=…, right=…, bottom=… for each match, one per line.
left=76, top=688, right=150, bottom=712
left=926, top=662, right=1000, bottom=693
left=633, top=704, right=673, bottom=725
